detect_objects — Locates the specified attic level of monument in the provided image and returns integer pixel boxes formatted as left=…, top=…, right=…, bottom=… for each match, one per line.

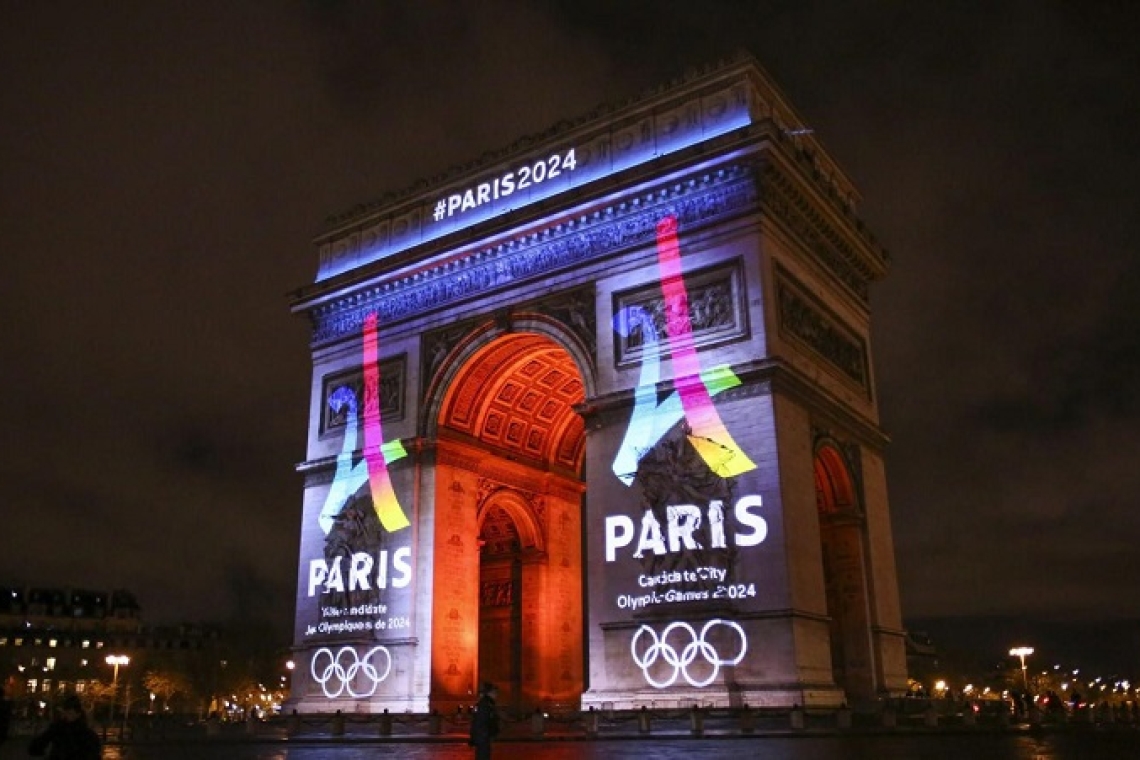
left=299, top=53, right=884, bottom=290
left=288, top=53, right=907, bottom=715
left=297, top=153, right=888, bottom=347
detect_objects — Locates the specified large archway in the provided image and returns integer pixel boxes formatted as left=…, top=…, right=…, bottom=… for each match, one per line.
left=429, top=332, right=586, bottom=712
left=815, top=442, right=875, bottom=705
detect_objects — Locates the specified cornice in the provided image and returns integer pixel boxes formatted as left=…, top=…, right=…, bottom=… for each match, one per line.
left=305, top=162, right=760, bottom=346
left=755, top=359, right=890, bottom=450
left=579, top=357, right=889, bottom=451
left=760, top=156, right=889, bottom=303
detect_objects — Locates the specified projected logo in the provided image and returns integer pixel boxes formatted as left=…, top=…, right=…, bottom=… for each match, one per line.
left=604, top=215, right=767, bottom=634
left=311, top=645, right=393, bottom=699
left=606, top=214, right=766, bottom=569
left=433, top=147, right=578, bottom=221
left=318, top=312, right=410, bottom=535
left=303, top=312, right=414, bottom=641
left=612, top=215, right=756, bottom=483
left=631, top=619, right=747, bottom=688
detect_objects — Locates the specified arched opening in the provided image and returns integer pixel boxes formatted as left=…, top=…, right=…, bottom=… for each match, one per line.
left=814, top=443, right=875, bottom=704
left=430, top=331, right=586, bottom=712
left=475, top=494, right=529, bottom=709
left=815, top=445, right=856, bottom=515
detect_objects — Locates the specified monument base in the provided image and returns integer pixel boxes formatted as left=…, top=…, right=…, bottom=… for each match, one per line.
left=582, top=682, right=846, bottom=710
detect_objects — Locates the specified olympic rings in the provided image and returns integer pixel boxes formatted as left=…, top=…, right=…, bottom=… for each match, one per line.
left=310, top=645, right=392, bottom=699
left=630, top=619, right=747, bottom=688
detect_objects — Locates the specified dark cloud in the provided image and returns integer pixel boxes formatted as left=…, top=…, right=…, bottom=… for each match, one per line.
left=2, top=2, right=1139, bottom=646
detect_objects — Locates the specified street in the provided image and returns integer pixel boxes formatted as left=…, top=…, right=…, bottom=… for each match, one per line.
left=6, top=731, right=1140, bottom=760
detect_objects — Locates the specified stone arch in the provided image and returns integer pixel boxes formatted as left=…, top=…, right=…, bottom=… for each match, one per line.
left=421, top=314, right=596, bottom=442
left=428, top=328, right=587, bottom=712
left=814, top=442, right=857, bottom=515
left=477, top=486, right=544, bottom=554
left=813, top=439, right=875, bottom=705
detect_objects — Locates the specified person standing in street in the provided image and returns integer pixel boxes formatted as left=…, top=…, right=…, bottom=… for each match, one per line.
left=28, top=694, right=101, bottom=759
left=468, top=681, right=500, bottom=760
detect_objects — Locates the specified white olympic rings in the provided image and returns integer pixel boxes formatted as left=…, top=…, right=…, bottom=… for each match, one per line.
left=630, top=619, right=747, bottom=688
left=310, top=645, right=392, bottom=699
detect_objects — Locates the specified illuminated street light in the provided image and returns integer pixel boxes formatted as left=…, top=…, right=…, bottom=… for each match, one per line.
left=106, top=654, right=129, bottom=683
left=105, top=654, right=130, bottom=720
left=1009, top=646, right=1034, bottom=692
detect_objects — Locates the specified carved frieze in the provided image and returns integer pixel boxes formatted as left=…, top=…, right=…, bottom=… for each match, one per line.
left=310, top=165, right=758, bottom=345
left=533, top=287, right=597, bottom=356
left=421, top=319, right=482, bottom=397
left=480, top=580, right=514, bottom=607
left=613, top=260, right=747, bottom=367
left=319, top=354, right=407, bottom=437
left=776, top=269, right=868, bottom=392
left=762, top=164, right=875, bottom=302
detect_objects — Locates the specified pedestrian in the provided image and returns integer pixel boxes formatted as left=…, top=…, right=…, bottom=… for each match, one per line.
left=468, top=681, right=500, bottom=760
left=28, top=694, right=101, bottom=759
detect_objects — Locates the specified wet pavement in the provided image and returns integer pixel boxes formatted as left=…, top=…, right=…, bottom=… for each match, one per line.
left=4, top=730, right=1140, bottom=760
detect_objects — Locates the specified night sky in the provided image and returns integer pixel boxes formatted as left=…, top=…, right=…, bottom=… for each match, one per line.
left=3, top=2, right=1138, bottom=657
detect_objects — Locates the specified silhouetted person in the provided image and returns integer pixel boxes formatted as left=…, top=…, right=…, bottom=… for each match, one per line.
left=468, top=681, right=499, bottom=760
left=28, top=694, right=101, bottom=759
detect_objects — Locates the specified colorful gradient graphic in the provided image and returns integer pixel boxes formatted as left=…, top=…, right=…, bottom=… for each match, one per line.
left=611, top=215, right=756, bottom=483
left=361, top=313, right=411, bottom=532
left=318, top=312, right=410, bottom=534
left=655, top=215, right=756, bottom=476
left=612, top=310, right=739, bottom=484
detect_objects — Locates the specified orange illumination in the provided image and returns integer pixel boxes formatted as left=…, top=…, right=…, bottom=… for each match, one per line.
left=431, top=334, right=585, bottom=710
left=814, top=445, right=854, bottom=514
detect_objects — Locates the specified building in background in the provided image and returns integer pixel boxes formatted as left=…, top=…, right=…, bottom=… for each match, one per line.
left=288, top=53, right=907, bottom=714
left=0, top=586, right=223, bottom=718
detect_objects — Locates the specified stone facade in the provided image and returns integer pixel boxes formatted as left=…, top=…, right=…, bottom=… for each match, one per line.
left=287, top=52, right=907, bottom=715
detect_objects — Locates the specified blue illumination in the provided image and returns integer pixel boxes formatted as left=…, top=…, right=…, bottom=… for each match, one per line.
left=315, top=103, right=753, bottom=281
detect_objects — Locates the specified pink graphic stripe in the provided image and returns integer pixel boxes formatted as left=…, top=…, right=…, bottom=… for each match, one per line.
left=362, top=313, right=411, bottom=532
left=654, top=216, right=756, bottom=477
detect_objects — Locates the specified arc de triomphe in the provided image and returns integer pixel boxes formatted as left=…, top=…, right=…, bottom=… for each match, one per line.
left=288, top=53, right=908, bottom=714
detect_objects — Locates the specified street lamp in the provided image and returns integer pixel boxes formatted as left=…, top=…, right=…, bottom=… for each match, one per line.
left=1009, top=646, right=1034, bottom=692
left=106, top=654, right=129, bottom=683
left=106, top=655, right=130, bottom=720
